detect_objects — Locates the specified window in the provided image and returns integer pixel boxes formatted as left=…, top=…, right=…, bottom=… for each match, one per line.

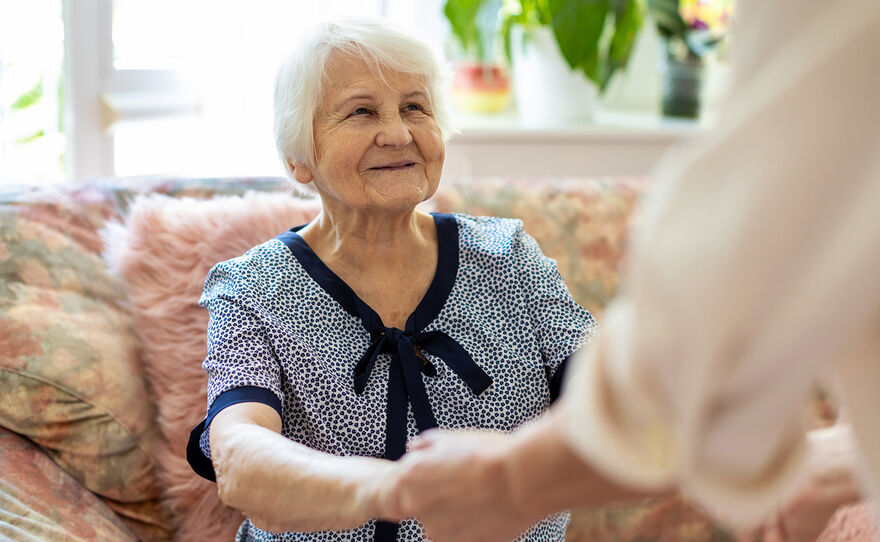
left=65, top=0, right=446, bottom=181
left=2, top=0, right=719, bottom=184
left=0, top=0, right=65, bottom=184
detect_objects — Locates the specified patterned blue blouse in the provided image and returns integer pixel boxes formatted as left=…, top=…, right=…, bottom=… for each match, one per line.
left=186, top=213, right=598, bottom=542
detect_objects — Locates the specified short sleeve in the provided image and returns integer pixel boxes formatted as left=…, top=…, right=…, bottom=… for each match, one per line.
left=186, top=258, right=285, bottom=481
left=199, top=260, right=284, bottom=406
left=513, top=226, right=599, bottom=386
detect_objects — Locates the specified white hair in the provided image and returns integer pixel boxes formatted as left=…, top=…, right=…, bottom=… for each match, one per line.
left=273, top=18, right=456, bottom=185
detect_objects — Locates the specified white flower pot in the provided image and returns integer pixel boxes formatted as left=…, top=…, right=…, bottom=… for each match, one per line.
left=510, top=25, right=599, bottom=125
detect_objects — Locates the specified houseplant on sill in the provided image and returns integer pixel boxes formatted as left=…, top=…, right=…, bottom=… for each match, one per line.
left=500, top=0, right=644, bottom=124
left=444, top=0, right=512, bottom=114
left=647, top=0, right=733, bottom=118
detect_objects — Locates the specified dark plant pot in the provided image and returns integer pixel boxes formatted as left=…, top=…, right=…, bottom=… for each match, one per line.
left=660, top=54, right=705, bottom=119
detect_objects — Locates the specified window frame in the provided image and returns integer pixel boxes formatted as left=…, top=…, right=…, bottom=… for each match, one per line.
left=63, top=0, right=196, bottom=180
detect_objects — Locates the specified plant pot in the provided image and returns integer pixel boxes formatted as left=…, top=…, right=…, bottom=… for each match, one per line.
left=659, top=53, right=705, bottom=119
left=509, top=25, right=598, bottom=125
left=451, top=61, right=511, bottom=114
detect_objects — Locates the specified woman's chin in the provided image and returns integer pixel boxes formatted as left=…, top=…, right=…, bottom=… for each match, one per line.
left=364, top=177, right=438, bottom=211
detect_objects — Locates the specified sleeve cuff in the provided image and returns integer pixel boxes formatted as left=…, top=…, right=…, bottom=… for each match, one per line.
left=557, top=342, right=810, bottom=527
left=186, top=386, right=282, bottom=482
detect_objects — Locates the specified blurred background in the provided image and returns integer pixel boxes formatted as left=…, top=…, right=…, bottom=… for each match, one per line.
left=0, top=0, right=733, bottom=185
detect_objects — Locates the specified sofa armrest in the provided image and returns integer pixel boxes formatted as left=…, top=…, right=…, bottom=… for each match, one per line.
left=0, top=427, right=140, bottom=542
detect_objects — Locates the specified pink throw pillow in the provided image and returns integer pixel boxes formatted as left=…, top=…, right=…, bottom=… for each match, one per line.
left=104, top=191, right=320, bottom=541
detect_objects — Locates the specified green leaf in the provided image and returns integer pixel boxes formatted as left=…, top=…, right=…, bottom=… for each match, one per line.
left=548, top=0, right=610, bottom=86
left=502, top=0, right=643, bottom=93
left=500, top=0, right=555, bottom=62
left=500, top=13, right=517, bottom=63
left=603, top=0, right=644, bottom=90
left=445, top=0, right=495, bottom=61
left=445, top=0, right=485, bottom=54
left=498, top=0, right=521, bottom=62
left=646, top=0, right=686, bottom=38
left=581, top=49, right=601, bottom=83
left=15, top=129, right=44, bottom=144
left=11, top=78, right=43, bottom=110
left=533, top=0, right=553, bottom=24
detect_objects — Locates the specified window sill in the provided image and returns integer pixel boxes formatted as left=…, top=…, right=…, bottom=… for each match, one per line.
left=443, top=109, right=710, bottom=179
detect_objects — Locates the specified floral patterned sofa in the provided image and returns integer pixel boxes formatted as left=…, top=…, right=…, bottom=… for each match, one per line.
left=0, top=176, right=832, bottom=541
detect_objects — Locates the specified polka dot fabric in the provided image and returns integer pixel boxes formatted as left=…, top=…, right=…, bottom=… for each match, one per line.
left=194, top=214, right=598, bottom=541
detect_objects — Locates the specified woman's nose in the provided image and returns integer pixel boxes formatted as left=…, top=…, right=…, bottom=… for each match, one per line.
left=375, top=116, right=413, bottom=148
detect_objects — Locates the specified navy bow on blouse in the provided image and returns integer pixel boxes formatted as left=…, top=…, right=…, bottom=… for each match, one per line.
left=354, top=319, right=493, bottom=460
left=275, top=216, right=494, bottom=541
left=353, top=309, right=493, bottom=541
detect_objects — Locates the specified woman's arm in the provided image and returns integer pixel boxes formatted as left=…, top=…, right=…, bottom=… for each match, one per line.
left=209, top=402, right=397, bottom=533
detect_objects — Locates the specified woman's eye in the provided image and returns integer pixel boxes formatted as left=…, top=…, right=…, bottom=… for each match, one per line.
left=349, top=107, right=370, bottom=117
left=404, top=103, right=424, bottom=112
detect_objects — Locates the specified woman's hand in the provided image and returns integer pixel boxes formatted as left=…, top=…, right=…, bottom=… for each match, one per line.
left=736, top=425, right=863, bottom=542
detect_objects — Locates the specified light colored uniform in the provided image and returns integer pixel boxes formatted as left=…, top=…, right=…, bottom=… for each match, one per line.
left=559, top=0, right=880, bottom=526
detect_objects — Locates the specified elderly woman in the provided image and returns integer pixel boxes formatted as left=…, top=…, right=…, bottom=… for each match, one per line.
left=186, top=18, right=596, bottom=542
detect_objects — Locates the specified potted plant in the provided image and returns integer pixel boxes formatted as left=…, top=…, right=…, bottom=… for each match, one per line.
left=499, top=0, right=644, bottom=123
left=444, top=0, right=512, bottom=114
left=647, top=0, right=733, bottom=118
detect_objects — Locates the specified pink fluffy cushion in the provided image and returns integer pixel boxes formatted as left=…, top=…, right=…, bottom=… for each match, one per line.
left=103, top=192, right=320, bottom=541
left=818, top=503, right=880, bottom=542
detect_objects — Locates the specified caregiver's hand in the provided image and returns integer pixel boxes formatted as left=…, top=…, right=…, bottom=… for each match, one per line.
left=735, top=425, right=863, bottom=542
left=383, top=407, right=649, bottom=542
left=385, top=428, right=537, bottom=542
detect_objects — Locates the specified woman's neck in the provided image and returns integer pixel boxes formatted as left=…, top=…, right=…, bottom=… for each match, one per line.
left=297, top=197, right=441, bottom=329
left=298, top=203, right=435, bottom=270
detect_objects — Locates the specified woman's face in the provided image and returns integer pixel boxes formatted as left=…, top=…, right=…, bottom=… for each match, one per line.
left=294, top=53, right=445, bottom=214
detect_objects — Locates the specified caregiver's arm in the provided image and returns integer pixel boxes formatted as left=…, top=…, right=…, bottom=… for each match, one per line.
left=391, top=407, right=666, bottom=542
left=735, top=425, right=864, bottom=542
left=559, top=0, right=880, bottom=527
left=209, top=402, right=395, bottom=533
left=500, top=406, right=666, bottom=516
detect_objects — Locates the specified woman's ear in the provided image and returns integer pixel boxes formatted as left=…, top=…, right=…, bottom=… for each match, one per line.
left=288, top=159, right=314, bottom=185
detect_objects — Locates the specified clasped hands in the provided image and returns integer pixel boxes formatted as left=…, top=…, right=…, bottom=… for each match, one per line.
left=371, top=429, right=539, bottom=542
left=367, top=424, right=863, bottom=542
left=237, top=413, right=862, bottom=541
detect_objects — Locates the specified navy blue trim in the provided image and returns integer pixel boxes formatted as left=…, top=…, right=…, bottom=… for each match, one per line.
left=374, top=520, right=400, bottom=541
left=548, top=353, right=575, bottom=404
left=186, top=386, right=282, bottom=482
left=275, top=213, right=460, bottom=335
left=408, top=213, right=458, bottom=334
left=274, top=227, right=361, bottom=318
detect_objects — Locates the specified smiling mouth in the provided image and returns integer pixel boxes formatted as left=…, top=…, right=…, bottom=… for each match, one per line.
left=369, top=161, right=417, bottom=171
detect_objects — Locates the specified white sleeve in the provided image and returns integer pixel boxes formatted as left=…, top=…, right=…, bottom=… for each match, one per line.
left=559, top=0, right=880, bottom=526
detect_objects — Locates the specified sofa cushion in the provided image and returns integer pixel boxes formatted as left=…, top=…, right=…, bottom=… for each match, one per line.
left=103, top=191, right=321, bottom=541
left=0, top=201, right=171, bottom=539
left=0, top=425, right=140, bottom=541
